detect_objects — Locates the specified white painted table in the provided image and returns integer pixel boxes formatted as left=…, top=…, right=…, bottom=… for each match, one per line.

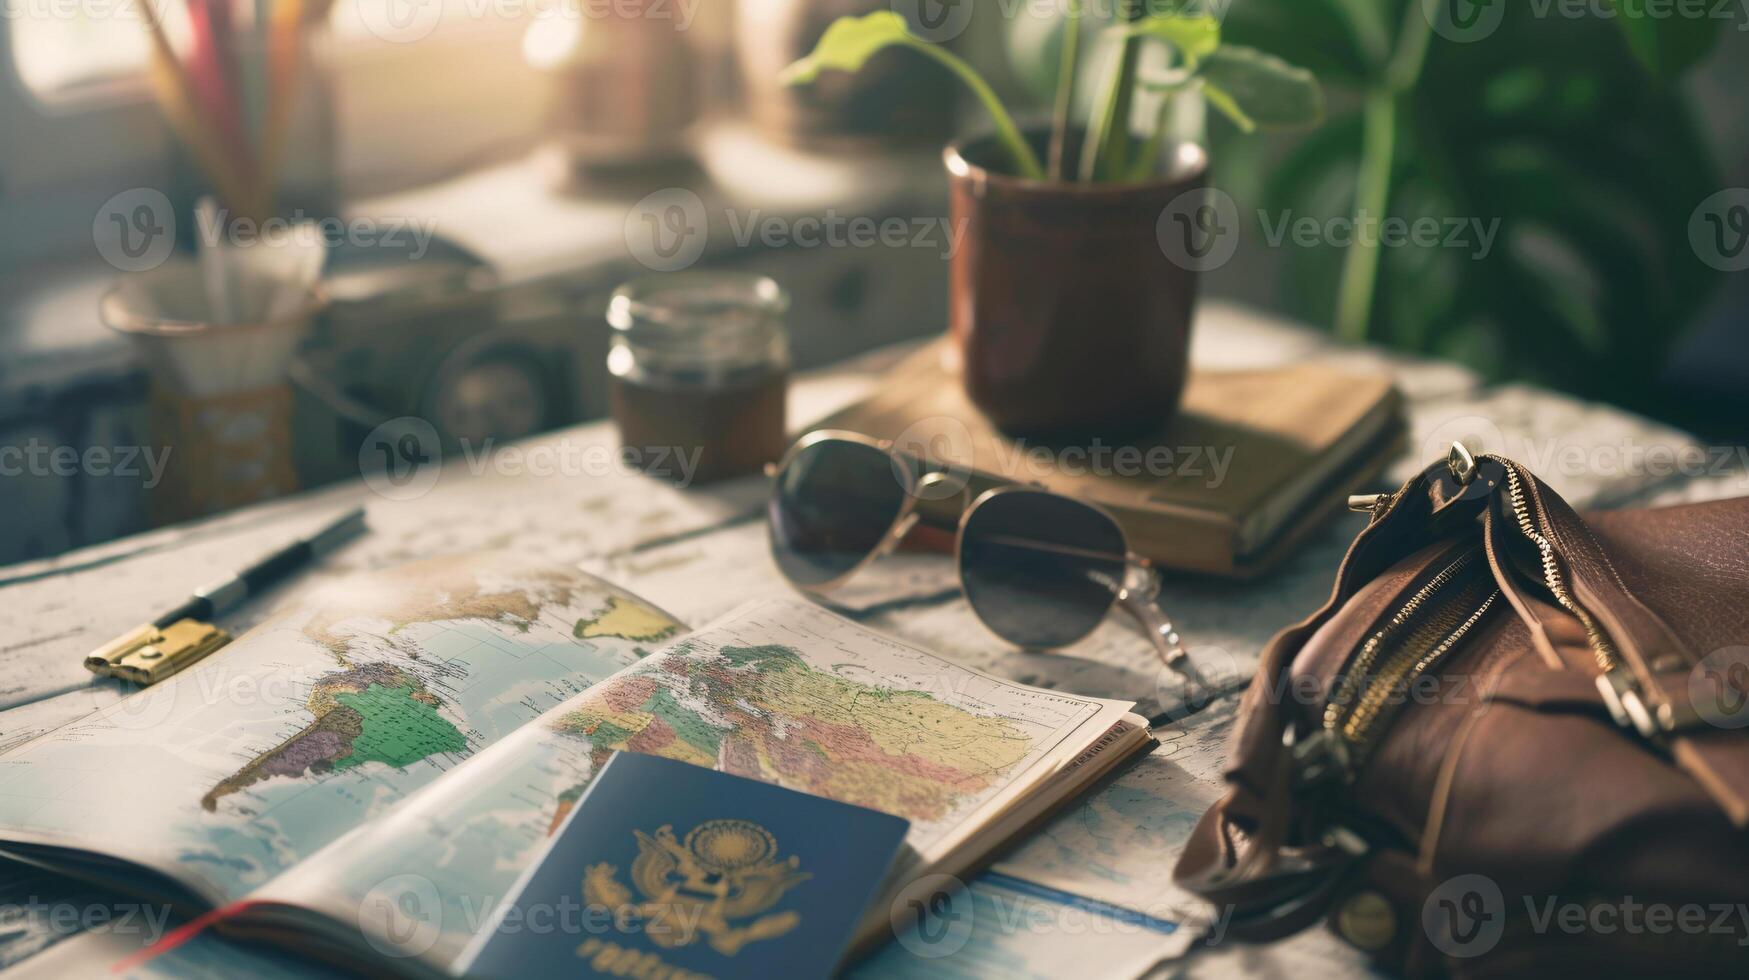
left=1, top=302, right=1740, bottom=977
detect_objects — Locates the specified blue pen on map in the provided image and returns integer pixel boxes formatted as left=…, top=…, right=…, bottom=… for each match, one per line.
left=83, top=507, right=368, bottom=685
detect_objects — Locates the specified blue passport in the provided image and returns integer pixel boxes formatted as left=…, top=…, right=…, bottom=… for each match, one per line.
left=459, top=752, right=910, bottom=979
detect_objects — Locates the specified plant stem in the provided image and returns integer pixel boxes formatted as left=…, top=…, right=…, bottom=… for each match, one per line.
left=1129, top=76, right=1198, bottom=182
left=1048, top=0, right=1083, bottom=180
left=1102, top=0, right=1145, bottom=178
left=1334, top=89, right=1395, bottom=343
left=1078, top=40, right=1132, bottom=182
left=1079, top=0, right=1145, bottom=182
left=1130, top=101, right=1173, bottom=183
left=1334, top=5, right=1435, bottom=343
left=913, top=42, right=1046, bottom=180
left=1331, top=0, right=1392, bottom=67
left=1384, top=0, right=1435, bottom=90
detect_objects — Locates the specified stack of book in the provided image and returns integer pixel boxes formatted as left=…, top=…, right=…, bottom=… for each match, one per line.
left=816, top=341, right=1406, bottom=578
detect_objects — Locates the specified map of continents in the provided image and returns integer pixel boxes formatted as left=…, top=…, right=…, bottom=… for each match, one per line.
left=545, top=641, right=1035, bottom=833
left=203, top=557, right=680, bottom=811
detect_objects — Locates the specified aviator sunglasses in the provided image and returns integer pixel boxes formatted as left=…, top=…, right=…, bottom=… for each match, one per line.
left=765, top=430, right=1207, bottom=692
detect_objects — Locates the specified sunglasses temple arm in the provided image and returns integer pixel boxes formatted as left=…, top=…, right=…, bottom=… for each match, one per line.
left=1116, top=584, right=1209, bottom=697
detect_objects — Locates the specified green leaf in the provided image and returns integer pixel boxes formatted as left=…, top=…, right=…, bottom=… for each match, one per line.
left=1197, top=45, right=1325, bottom=132
left=1604, top=0, right=1721, bottom=79
left=779, top=12, right=917, bottom=86
left=1123, top=12, right=1221, bottom=65
left=1201, top=82, right=1256, bottom=133
left=781, top=11, right=1044, bottom=179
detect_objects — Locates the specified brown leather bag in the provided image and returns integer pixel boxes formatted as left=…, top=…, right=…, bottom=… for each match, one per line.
left=1174, top=447, right=1749, bottom=976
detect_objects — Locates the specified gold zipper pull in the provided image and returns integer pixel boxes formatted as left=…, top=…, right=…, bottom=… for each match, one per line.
left=1347, top=493, right=1385, bottom=513
left=1347, top=492, right=1396, bottom=523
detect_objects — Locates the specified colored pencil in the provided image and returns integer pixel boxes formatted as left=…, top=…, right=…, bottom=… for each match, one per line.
left=259, top=0, right=307, bottom=204
left=186, top=0, right=259, bottom=204
left=139, top=0, right=264, bottom=222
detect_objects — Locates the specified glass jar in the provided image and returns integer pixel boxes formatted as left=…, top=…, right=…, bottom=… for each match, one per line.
left=606, top=273, right=791, bottom=485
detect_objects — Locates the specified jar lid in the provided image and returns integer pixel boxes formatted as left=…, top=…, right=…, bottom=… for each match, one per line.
left=607, top=273, right=789, bottom=374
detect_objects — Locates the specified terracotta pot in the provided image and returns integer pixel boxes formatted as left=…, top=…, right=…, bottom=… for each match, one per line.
left=945, top=131, right=1209, bottom=437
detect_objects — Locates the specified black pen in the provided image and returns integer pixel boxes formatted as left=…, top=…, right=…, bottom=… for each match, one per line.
left=84, top=507, right=368, bottom=684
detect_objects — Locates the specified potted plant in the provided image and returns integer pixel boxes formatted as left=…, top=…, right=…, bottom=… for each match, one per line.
left=782, top=6, right=1322, bottom=435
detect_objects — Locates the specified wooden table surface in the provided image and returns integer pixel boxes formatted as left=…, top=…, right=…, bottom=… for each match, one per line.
left=1, top=302, right=1741, bottom=978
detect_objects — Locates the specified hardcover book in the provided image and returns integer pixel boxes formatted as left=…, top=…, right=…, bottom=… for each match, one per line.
left=816, top=341, right=1406, bottom=578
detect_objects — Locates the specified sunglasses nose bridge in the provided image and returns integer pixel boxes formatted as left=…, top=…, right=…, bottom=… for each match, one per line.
left=913, top=469, right=965, bottom=499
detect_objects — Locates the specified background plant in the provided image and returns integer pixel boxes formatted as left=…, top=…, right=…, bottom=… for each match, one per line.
left=1229, top=1, right=1721, bottom=411
left=1015, top=1, right=1729, bottom=418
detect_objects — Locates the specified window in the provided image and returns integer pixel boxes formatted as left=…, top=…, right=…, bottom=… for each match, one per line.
left=7, top=0, right=186, bottom=102
left=6, top=0, right=528, bottom=108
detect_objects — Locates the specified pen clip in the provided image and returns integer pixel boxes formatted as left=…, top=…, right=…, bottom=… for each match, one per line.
left=86, top=620, right=232, bottom=685
left=84, top=623, right=162, bottom=674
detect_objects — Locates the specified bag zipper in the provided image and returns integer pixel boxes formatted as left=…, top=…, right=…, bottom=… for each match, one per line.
left=1500, top=462, right=1619, bottom=673
left=1297, top=447, right=1651, bottom=788
left=1328, top=548, right=1501, bottom=761
left=1298, top=547, right=1502, bottom=783
left=1495, top=462, right=1679, bottom=736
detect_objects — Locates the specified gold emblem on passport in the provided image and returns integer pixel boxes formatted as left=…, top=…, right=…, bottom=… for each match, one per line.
left=583, top=819, right=811, bottom=956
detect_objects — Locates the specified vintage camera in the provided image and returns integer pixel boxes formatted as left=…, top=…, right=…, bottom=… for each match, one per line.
left=291, top=241, right=613, bottom=487
left=293, top=225, right=948, bottom=488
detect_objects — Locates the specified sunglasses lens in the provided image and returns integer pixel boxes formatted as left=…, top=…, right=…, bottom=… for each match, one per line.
left=769, top=439, right=910, bottom=588
left=960, top=491, right=1127, bottom=649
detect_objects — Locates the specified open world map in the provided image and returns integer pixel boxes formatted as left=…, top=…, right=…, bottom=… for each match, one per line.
left=251, top=599, right=1122, bottom=968
left=544, top=639, right=1038, bottom=832
left=0, top=555, right=681, bottom=904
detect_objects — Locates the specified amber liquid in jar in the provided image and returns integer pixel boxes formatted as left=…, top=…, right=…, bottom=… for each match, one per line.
left=606, top=274, right=790, bottom=486
left=609, top=366, right=788, bottom=484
